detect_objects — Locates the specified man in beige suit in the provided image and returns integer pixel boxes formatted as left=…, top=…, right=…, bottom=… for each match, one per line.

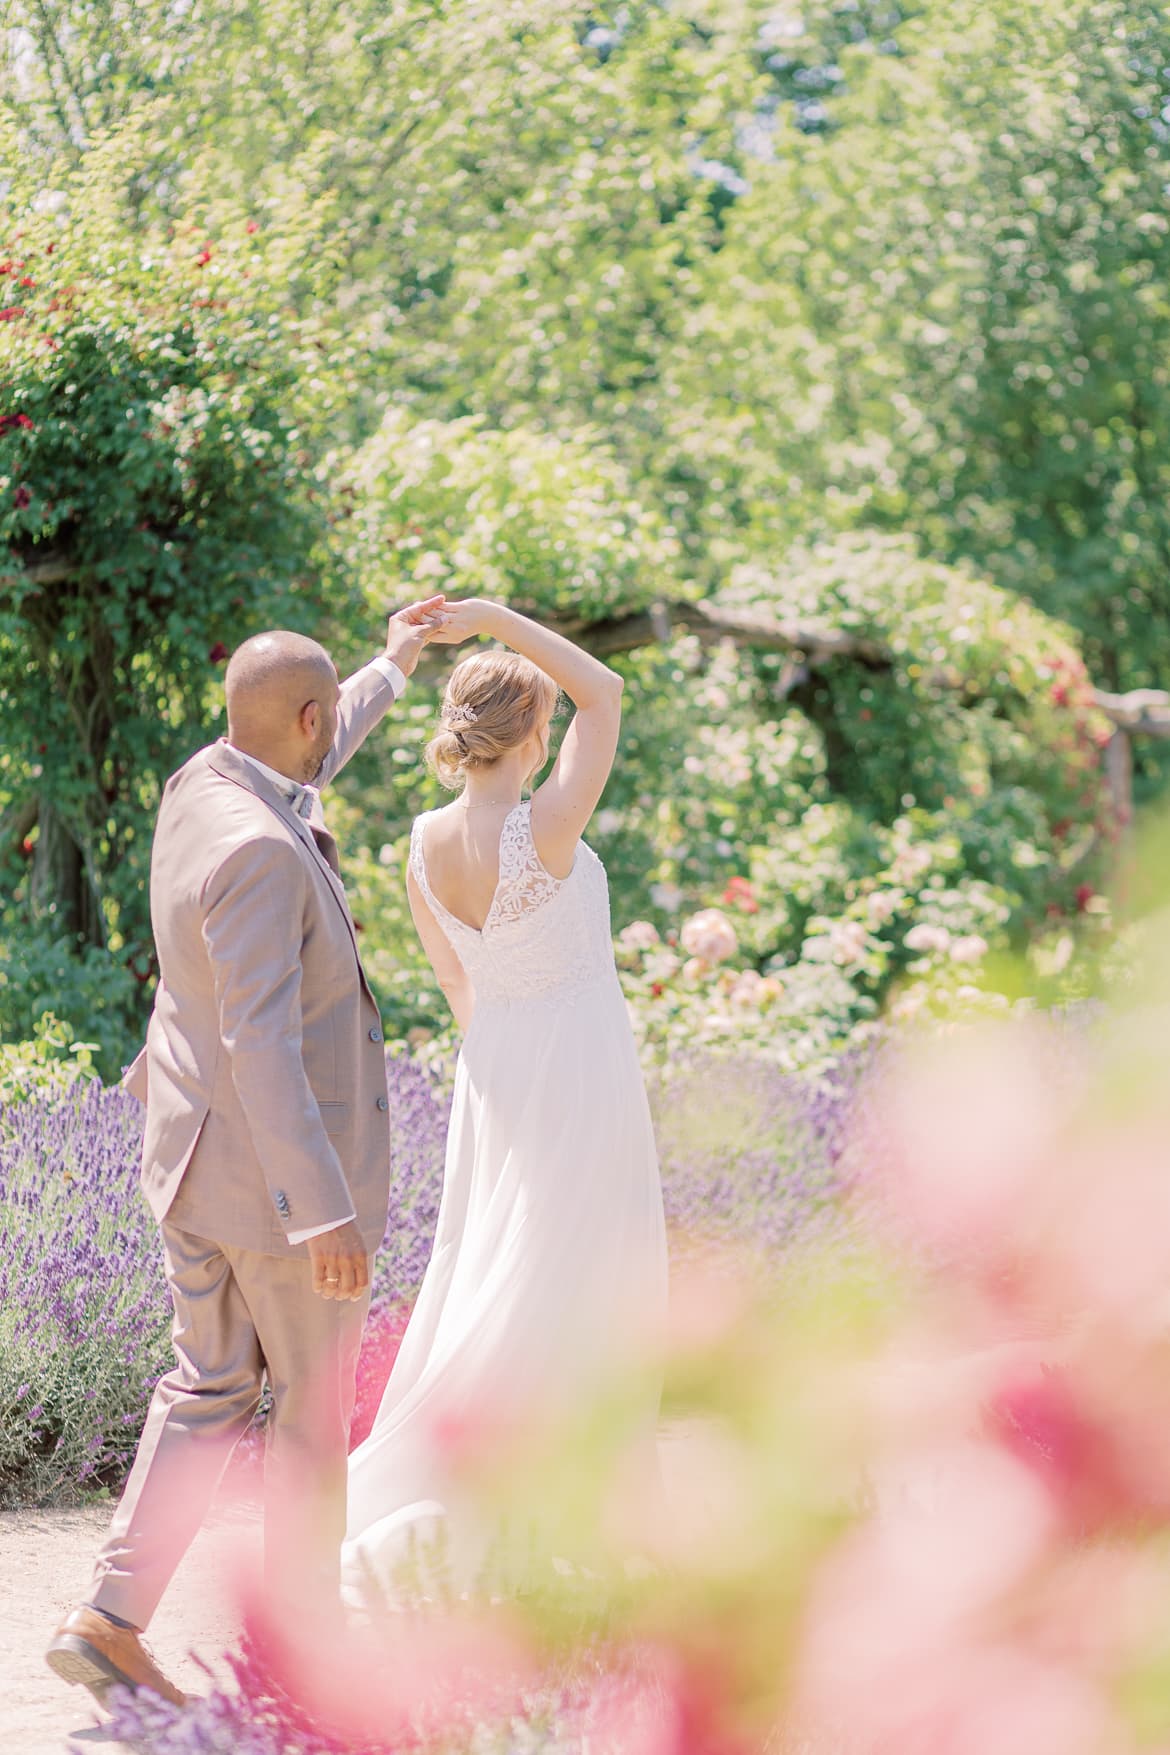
left=46, top=597, right=445, bottom=1708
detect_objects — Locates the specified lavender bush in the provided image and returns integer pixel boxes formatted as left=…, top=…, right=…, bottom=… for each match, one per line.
left=2, top=1049, right=860, bottom=1505
left=0, top=1057, right=451, bottom=1505
left=650, top=1051, right=858, bottom=1263
left=0, top=1079, right=169, bottom=1505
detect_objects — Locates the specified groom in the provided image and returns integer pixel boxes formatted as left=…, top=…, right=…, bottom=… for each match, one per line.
left=46, top=597, right=445, bottom=1709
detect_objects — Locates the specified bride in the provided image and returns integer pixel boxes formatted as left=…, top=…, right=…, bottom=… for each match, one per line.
left=342, top=601, right=668, bottom=1602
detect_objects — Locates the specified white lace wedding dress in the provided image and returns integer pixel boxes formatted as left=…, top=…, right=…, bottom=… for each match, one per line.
left=342, top=800, right=668, bottom=1602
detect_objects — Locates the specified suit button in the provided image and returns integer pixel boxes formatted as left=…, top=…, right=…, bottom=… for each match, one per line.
left=368, top=1027, right=383, bottom=1043
left=376, top=1096, right=389, bottom=1112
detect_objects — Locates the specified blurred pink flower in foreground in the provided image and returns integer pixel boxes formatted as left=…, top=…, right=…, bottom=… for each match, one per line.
left=244, top=1582, right=535, bottom=1748
left=791, top=1010, right=1170, bottom=1753
left=584, top=1650, right=754, bottom=1755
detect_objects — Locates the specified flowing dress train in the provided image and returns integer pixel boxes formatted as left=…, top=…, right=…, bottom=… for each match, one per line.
left=342, top=801, right=667, bottom=1601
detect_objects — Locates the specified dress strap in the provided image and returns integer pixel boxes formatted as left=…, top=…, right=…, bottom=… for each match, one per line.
left=409, top=814, right=442, bottom=914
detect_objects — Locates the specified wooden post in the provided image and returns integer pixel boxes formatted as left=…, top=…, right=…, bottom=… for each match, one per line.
left=1103, top=727, right=1133, bottom=838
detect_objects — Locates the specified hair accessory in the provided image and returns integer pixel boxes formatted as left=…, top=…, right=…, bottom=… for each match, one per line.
left=442, top=702, right=479, bottom=729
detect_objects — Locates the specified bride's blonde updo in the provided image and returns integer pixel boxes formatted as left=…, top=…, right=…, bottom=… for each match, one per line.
left=426, top=650, right=560, bottom=791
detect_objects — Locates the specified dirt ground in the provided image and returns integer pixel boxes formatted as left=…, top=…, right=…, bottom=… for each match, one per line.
left=0, top=1498, right=260, bottom=1755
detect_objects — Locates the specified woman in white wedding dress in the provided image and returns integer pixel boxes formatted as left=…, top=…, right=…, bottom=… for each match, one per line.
left=342, top=601, right=668, bottom=1603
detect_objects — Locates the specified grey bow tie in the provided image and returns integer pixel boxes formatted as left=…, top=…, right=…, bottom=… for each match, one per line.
left=290, top=784, right=319, bottom=820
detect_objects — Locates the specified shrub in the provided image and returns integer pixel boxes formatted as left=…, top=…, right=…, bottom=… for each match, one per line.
left=0, top=127, right=349, bottom=1014
left=0, top=1079, right=168, bottom=1504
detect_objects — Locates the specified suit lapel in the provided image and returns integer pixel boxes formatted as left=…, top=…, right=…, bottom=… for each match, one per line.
left=205, top=742, right=372, bottom=991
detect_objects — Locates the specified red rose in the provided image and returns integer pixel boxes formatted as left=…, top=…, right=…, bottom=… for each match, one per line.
left=208, top=641, right=229, bottom=664
left=195, top=246, right=213, bottom=266
left=651, top=981, right=665, bottom=998
left=45, top=242, right=55, bottom=255
left=13, top=484, right=30, bottom=507
left=21, top=836, right=33, bottom=856
left=19, top=276, right=34, bottom=288
left=246, top=219, right=260, bottom=234
left=1051, top=682, right=1069, bottom=707
left=1075, top=883, right=1095, bottom=912
left=0, top=307, right=26, bottom=321
left=722, top=875, right=759, bottom=914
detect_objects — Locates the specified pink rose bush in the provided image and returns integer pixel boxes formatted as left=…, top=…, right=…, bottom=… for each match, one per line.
left=618, top=864, right=1020, bottom=1070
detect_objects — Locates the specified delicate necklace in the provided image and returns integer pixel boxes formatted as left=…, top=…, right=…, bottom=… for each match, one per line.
left=458, top=797, right=522, bottom=810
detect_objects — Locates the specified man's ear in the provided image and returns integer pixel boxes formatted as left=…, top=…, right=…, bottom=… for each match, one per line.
left=299, top=699, right=320, bottom=738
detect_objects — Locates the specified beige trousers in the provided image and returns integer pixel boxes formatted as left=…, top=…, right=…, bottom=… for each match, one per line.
left=90, top=1222, right=369, bottom=1629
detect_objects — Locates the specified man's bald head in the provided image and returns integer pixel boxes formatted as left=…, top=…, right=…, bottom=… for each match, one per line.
left=225, top=630, right=340, bottom=781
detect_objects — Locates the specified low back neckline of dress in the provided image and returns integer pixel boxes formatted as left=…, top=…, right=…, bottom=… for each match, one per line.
left=415, top=799, right=575, bottom=939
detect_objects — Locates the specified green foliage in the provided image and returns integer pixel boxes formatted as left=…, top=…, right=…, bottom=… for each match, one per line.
left=725, top=535, right=1115, bottom=912
left=690, top=0, right=1170, bottom=721
left=0, top=129, right=351, bottom=966
left=345, top=414, right=680, bottom=620
left=0, top=1011, right=99, bottom=1104
left=0, top=919, right=140, bottom=1080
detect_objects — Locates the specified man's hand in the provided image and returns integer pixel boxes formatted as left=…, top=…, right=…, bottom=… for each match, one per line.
left=385, top=595, right=447, bottom=677
left=422, top=599, right=495, bottom=646
left=306, top=1221, right=370, bottom=1302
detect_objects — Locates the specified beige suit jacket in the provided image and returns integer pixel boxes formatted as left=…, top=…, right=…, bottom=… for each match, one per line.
left=124, top=660, right=398, bottom=1256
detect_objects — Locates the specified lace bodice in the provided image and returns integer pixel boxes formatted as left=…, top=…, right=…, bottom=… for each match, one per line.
left=409, top=801, right=617, bottom=1006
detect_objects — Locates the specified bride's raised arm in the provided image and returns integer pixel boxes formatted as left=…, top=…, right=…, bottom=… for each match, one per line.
left=429, top=601, right=623, bottom=872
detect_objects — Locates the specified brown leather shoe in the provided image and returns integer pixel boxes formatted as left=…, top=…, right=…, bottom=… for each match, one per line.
left=45, top=1605, right=187, bottom=1709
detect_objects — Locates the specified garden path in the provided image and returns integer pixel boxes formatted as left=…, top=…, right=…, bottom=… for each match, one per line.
left=0, top=1498, right=257, bottom=1755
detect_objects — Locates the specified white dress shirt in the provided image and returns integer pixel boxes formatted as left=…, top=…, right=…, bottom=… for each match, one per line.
left=231, top=653, right=403, bottom=1245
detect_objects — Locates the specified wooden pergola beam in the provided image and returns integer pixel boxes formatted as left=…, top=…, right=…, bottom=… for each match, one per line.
left=1092, top=687, right=1170, bottom=738
left=560, top=600, right=889, bottom=667
left=564, top=601, right=1170, bottom=741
